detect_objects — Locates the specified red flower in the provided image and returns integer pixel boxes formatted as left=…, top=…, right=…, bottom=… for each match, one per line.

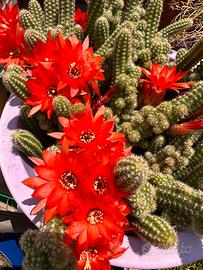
left=74, top=8, right=88, bottom=30
left=50, top=105, right=127, bottom=165
left=64, top=196, right=129, bottom=249
left=24, top=64, right=70, bottom=119
left=57, top=36, right=104, bottom=98
left=28, top=34, right=104, bottom=101
left=0, top=3, right=29, bottom=66
left=76, top=244, right=125, bottom=270
left=139, top=63, right=191, bottom=106
left=22, top=150, right=86, bottom=222
left=170, top=119, right=203, bottom=135
left=0, top=2, right=19, bottom=34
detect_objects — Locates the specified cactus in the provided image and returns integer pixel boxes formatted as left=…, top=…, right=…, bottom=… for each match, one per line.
left=44, top=0, right=59, bottom=28
left=115, top=154, right=149, bottom=192
left=59, top=0, right=75, bottom=35
left=149, top=172, right=203, bottom=218
left=160, top=19, right=193, bottom=39
left=113, top=28, right=132, bottom=81
left=94, top=16, right=110, bottom=51
left=20, top=9, right=41, bottom=31
left=145, top=0, right=163, bottom=49
left=122, top=0, right=141, bottom=21
left=24, top=29, right=46, bottom=47
left=128, top=182, right=157, bottom=218
left=133, top=214, right=177, bottom=249
left=177, top=37, right=203, bottom=71
left=2, top=72, right=29, bottom=101
left=162, top=210, right=193, bottom=231
left=20, top=230, right=76, bottom=270
left=12, top=130, right=43, bottom=158
left=53, top=96, right=71, bottom=118
left=6, top=64, right=24, bottom=75
left=28, top=0, right=45, bottom=27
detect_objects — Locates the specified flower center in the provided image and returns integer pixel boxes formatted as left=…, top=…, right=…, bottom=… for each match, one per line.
left=59, top=171, right=78, bottom=190
left=80, top=130, right=95, bottom=143
left=80, top=248, right=98, bottom=270
left=9, top=48, right=20, bottom=57
left=67, top=62, right=82, bottom=79
left=47, top=87, right=57, bottom=97
left=87, top=209, right=104, bottom=224
left=94, top=177, right=108, bottom=195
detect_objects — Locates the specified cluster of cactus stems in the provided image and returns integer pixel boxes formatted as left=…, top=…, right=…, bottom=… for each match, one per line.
left=1, top=0, right=203, bottom=267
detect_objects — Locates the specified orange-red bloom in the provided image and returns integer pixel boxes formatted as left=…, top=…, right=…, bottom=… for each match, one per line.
left=139, top=63, right=191, bottom=106
left=22, top=150, right=86, bottom=222
left=170, top=119, right=203, bottom=135
left=76, top=244, right=125, bottom=270
left=50, top=105, right=127, bottom=165
left=24, top=64, right=70, bottom=119
left=64, top=196, right=129, bottom=249
left=0, top=3, right=29, bottom=66
left=74, top=8, right=88, bottom=30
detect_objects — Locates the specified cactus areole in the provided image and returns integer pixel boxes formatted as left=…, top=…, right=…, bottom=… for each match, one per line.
left=0, top=0, right=203, bottom=269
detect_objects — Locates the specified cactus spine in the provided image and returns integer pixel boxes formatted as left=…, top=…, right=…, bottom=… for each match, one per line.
left=160, top=19, right=193, bottom=39
left=44, top=0, right=59, bottom=28
left=28, top=0, right=45, bottom=27
left=53, top=96, right=71, bottom=118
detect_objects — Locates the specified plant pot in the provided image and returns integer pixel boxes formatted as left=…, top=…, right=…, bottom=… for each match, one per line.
left=1, top=97, right=203, bottom=269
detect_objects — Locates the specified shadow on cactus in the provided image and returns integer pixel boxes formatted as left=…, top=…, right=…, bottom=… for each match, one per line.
left=0, top=0, right=203, bottom=269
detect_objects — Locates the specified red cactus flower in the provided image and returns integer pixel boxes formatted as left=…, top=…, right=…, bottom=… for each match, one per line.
left=63, top=196, right=129, bottom=249
left=76, top=244, right=126, bottom=270
left=0, top=3, right=29, bottom=66
left=74, top=8, right=88, bottom=30
left=57, top=36, right=104, bottom=98
left=22, top=150, right=86, bottom=222
left=50, top=105, right=127, bottom=165
left=24, top=64, right=70, bottom=119
left=139, top=63, right=191, bottom=106
left=170, top=119, right=203, bottom=135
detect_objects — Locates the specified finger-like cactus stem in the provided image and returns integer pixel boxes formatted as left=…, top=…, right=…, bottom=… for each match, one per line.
left=94, top=16, right=110, bottom=51
left=44, top=0, right=59, bottom=28
left=24, top=29, right=46, bottom=48
left=162, top=210, right=193, bottom=231
left=6, top=64, right=24, bottom=75
left=74, top=24, right=84, bottom=41
left=145, top=0, right=163, bottom=49
left=12, top=129, right=43, bottom=158
left=113, top=28, right=132, bottom=82
left=20, top=9, right=41, bottom=31
left=160, top=19, right=193, bottom=39
left=133, top=214, right=177, bottom=249
left=59, top=0, right=75, bottom=34
left=128, top=182, right=157, bottom=218
left=28, top=0, right=45, bottom=27
left=20, top=230, right=76, bottom=270
left=177, top=37, right=203, bottom=71
left=3, top=72, right=29, bottom=101
left=149, top=172, right=203, bottom=218
left=122, top=0, right=141, bottom=21
left=53, top=96, right=71, bottom=118
left=115, top=154, right=149, bottom=192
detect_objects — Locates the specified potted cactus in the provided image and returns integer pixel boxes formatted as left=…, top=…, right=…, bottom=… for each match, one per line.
left=0, top=0, right=203, bottom=269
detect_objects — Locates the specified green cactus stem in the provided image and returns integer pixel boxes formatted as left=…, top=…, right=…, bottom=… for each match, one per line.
left=41, top=216, right=66, bottom=240
left=44, top=0, right=59, bottom=28
left=6, top=64, right=24, bottom=75
left=128, top=182, right=157, bottom=218
left=24, top=29, right=46, bottom=47
left=133, top=214, right=177, bottom=249
left=28, top=0, right=45, bottom=27
left=20, top=230, right=76, bottom=270
left=19, top=9, right=41, bottom=31
left=59, top=0, right=75, bottom=34
left=113, top=28, right=132, bottom=82
left=53, top=96, right=71, bottom=118
left=3, top=72, right=29, bottom=101
left=193, top=217, right=203, bottom=235
left=115, top=154, right=149, bottom=192
left=94, top=16, right=110, bottom=51
left=145, top=0, right=163, bottom=49
left=87, top=0, right=106, bottom=39
left=74, top=24, right=84, bottom=40
left=177, top=37, right=203, bottom=71
left=162, top=210, right=193, bottom=231
left=149, top=172, right=203, bottom=218
left=122, top=0, right=141, bottom=21
left=160, top=19, right=193, bottom=39
left=12, top=130, right=43, bottom=158
left=96, top=21, right=134, bottom=57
